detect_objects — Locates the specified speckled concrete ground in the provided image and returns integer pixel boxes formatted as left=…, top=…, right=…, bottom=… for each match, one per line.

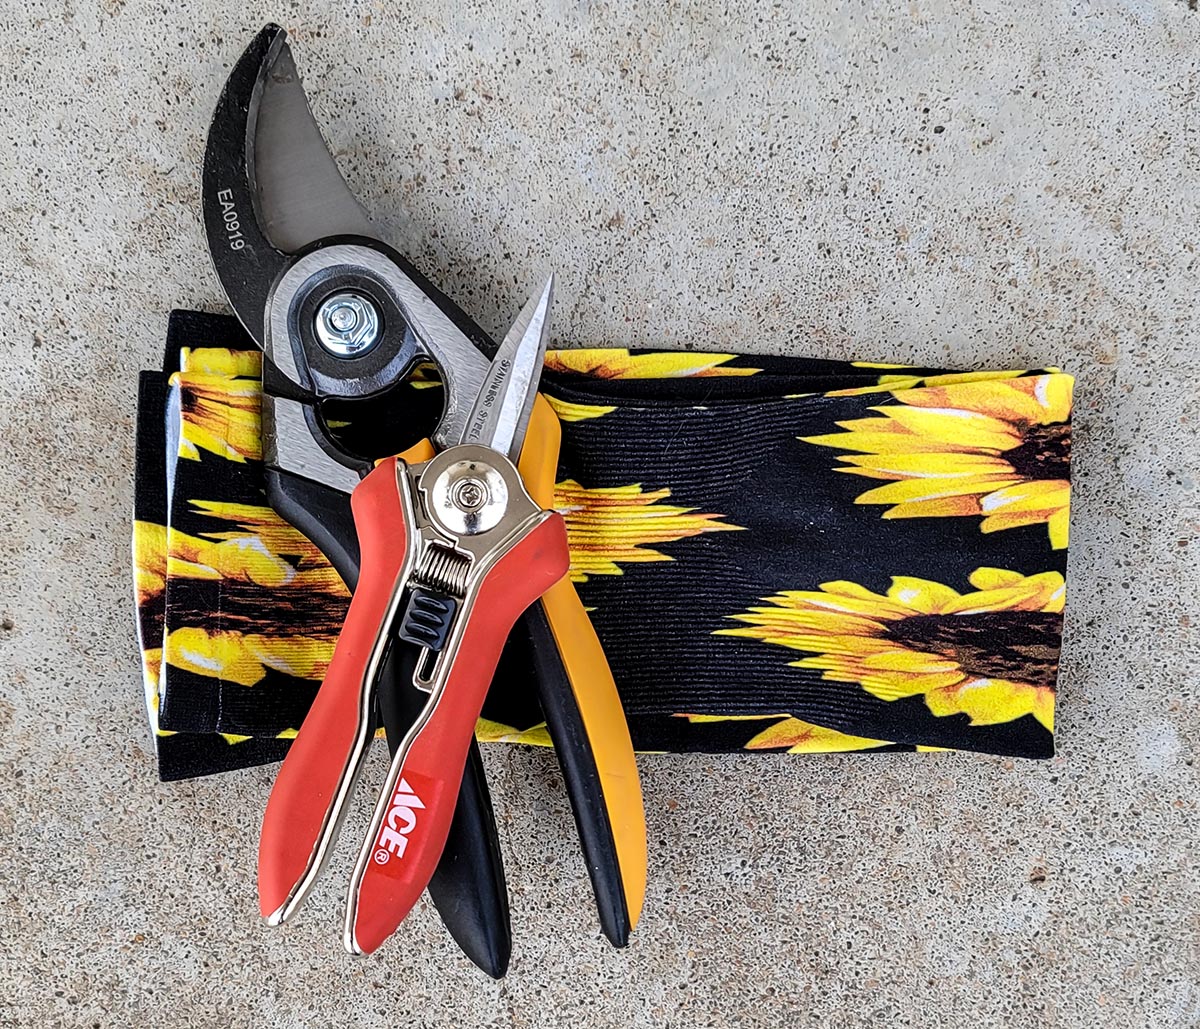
left=2, top=2, right=1198, bottom=1027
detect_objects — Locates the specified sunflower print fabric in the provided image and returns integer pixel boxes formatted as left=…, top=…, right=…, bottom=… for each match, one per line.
left=554, top=480, right=743, bottom=583
left=134, top=311, right=1073, bottom=780
left=716, top=568, right=1063, bottom=732
left=804, top=375, right=1072, bottom=549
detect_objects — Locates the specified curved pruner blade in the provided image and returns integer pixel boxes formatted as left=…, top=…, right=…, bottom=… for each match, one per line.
left=201, top=23, right=375, bottom=347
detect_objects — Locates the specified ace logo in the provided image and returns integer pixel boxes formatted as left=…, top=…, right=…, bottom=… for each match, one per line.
left=373, top=778, right=425, bottom=865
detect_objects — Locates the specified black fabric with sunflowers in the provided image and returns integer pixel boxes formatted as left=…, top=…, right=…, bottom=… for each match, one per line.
left=134, top=311, right=1072, bottom=781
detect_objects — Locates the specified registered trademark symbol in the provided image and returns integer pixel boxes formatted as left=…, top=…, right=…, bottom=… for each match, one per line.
left=373, top=849, right=388, bottom=865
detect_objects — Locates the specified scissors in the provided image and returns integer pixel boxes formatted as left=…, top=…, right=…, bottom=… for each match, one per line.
left=201, top=25, right=645, bottom=969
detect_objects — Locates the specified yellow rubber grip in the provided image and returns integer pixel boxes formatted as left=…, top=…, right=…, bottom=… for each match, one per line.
left=518, top=397, right=647, bottom=930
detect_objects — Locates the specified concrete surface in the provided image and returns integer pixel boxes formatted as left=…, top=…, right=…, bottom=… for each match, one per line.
left=1, top=1, right=1198, bottom=1026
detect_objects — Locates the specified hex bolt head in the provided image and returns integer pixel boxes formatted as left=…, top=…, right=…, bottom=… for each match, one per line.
left=313, top=291, right=381, bottom=357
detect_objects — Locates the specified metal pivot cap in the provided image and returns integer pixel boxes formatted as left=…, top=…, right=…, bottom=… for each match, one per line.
left=428, top=458, right=509, bottom=536
left=314, top=291, right=381, bottom=357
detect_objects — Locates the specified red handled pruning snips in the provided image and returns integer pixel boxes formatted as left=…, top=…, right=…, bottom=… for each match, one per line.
left=201, top=26, right=645, bottom=967
left=262, top=277, right=566, bottom=956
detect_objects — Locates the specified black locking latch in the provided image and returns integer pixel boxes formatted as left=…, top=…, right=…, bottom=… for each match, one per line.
left=396, top=588, right=458, bottom=651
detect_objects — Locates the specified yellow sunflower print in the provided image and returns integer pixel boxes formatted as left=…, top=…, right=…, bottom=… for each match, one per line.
left=154, top=502, right=349, bottom=687
left=556, top=480, right=743, bottom=583
left=804, top=374, right=1073, bottom=549
left=165, top=626, right=337, bottom=687
left=544, top=397, right=617, bottom=423
left=827, top=368, right=1035, bottom=397
left=675, top=713, right=892, bottom=753
left=172, top=347, right=264, bottom=463
left=741, top=716, right=892, bottom=753
left=718, top=567, right=1063, bottom=731
left=134, top=520, right=169, bottom=605
left=141, top=502, right=347, bottom=599
left=185, top=501, right=346, bottom=595
left=544, top=348, right=759, bottom=379
left=474, top=720, right=553, bottom=746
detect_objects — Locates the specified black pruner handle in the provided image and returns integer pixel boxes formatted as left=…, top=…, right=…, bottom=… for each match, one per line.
left=522, top=598, right=644, bottom=948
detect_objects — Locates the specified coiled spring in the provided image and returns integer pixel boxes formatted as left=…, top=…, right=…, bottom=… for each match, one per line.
left=413, top=544, right=472, bottom=596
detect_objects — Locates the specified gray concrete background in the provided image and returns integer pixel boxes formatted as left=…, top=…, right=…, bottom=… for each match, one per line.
left=1, top=1, right=1198, bottom=1026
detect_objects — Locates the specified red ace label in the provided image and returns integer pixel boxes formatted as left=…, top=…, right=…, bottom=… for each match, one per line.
left=372, top=777, right=426, bottom=866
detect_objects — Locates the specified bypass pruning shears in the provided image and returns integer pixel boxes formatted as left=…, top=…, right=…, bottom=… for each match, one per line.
left=201, top=25, right=646, bottom=970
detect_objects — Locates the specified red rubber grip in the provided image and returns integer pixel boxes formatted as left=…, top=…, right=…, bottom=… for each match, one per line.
left=349, top=512, right=569, bottom=954
left=258, top=457, right=410, bottom=920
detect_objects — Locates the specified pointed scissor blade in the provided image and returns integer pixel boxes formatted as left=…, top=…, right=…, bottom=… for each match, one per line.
left=252, top=32, right=375, bottom=252
left=461, top=276, right=555, bottom=462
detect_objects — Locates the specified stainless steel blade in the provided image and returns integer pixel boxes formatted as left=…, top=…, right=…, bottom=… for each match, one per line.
left=252, top=36, right=375, bottom=253
left=460, top=276, right=554, bottom=461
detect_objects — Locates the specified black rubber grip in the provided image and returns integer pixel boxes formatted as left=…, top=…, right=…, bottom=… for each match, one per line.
left=523, top=600, right=631, bottom=947
left=265, top=466, right=512, bottom=977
